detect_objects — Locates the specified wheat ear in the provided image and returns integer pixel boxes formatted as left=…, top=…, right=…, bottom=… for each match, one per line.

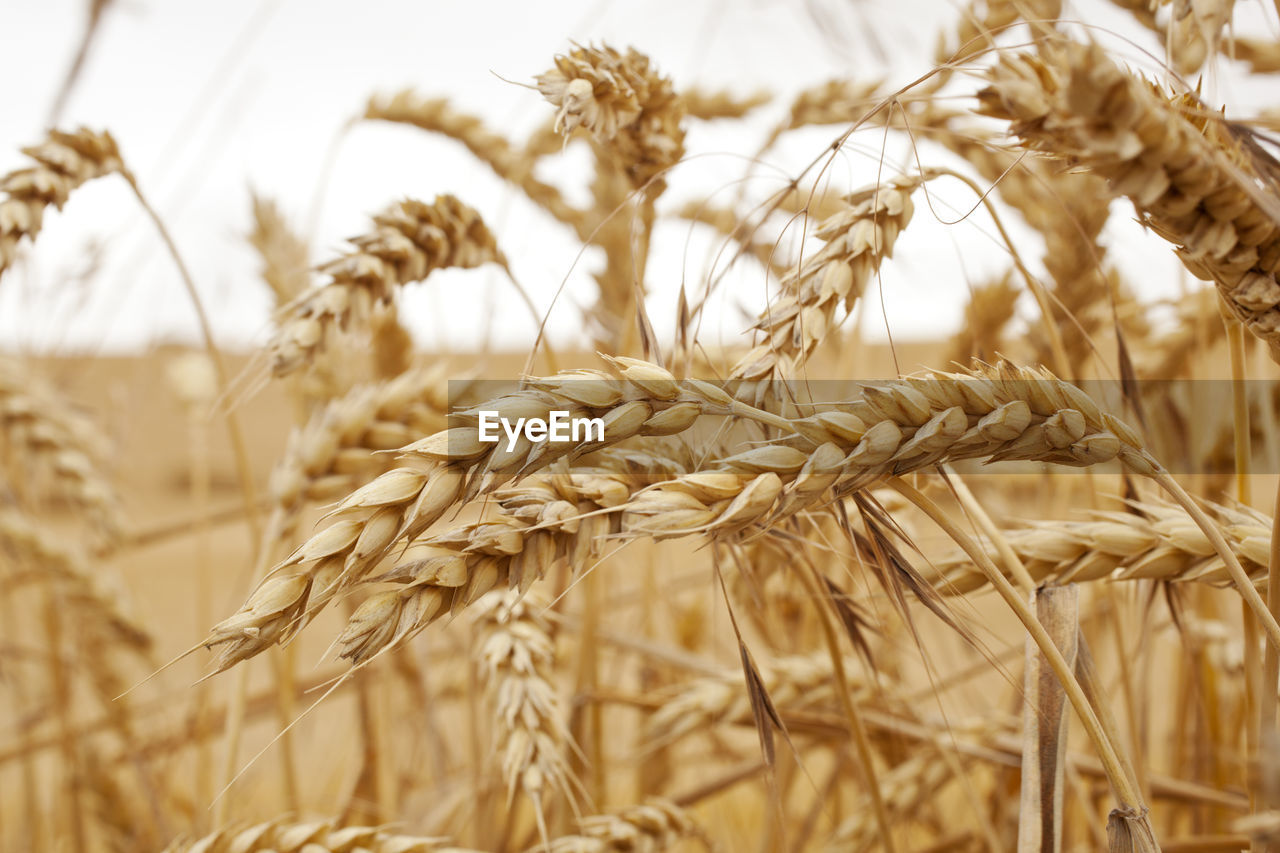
left=474, top=589, right=576, bottom=818
left=0, top=357, right=123, bottom=543
left=979, top=40, right=1280, bottom=362
left=202, top=358, right=781, bottom=671
left=270, top=196, right=505, bottom=376
left=534, top=798, right=700, bottom=853
left=248, top=193, right=310, bottom=306
left=729, top=173, right=927, bottom=382
left=536, top=43, right=686, bottom=191
left=925, top=498, right=1271, bottom=593
left=160, top=817, right=480, bottom=852
left=0, top=128, right=122, bottom=278
left=363, top=91, right=585, bottom=231
left=646, top=653, right=869, bottom=746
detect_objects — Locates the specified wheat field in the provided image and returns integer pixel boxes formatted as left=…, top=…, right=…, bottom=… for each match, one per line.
left=4, top=2, right=1280, bottom=851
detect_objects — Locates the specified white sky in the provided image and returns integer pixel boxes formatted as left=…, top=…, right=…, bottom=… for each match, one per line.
left=0, top=0, right=1276, bottom=356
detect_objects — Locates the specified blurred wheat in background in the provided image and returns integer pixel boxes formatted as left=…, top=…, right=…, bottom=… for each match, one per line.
left=5, top=0, right=1280, bottom=850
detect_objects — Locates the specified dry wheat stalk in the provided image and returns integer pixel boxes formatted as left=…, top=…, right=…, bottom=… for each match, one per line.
left=924, top=498, right=1271, bottom=593
left=535, top=798, right=699, bottom=853
left=474, top=589, right=575, bottom=812
left=979, top=40, right=1280, bottom=361
left=363, top=92, right=585, bottom=231
left=160, top=818, right=479, bottom=852
left=536, top=43, right=685, bottom=191
left=729, top=174, right=927, bottom=382
left=0, top=128, right=123, bottom=278
left=269, top=196, right=505, bottom=376
left=0, top=358, right=122, bottom=542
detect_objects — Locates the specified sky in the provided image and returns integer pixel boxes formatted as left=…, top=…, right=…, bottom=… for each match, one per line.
left=0, top=0, right=1276, bottom=356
